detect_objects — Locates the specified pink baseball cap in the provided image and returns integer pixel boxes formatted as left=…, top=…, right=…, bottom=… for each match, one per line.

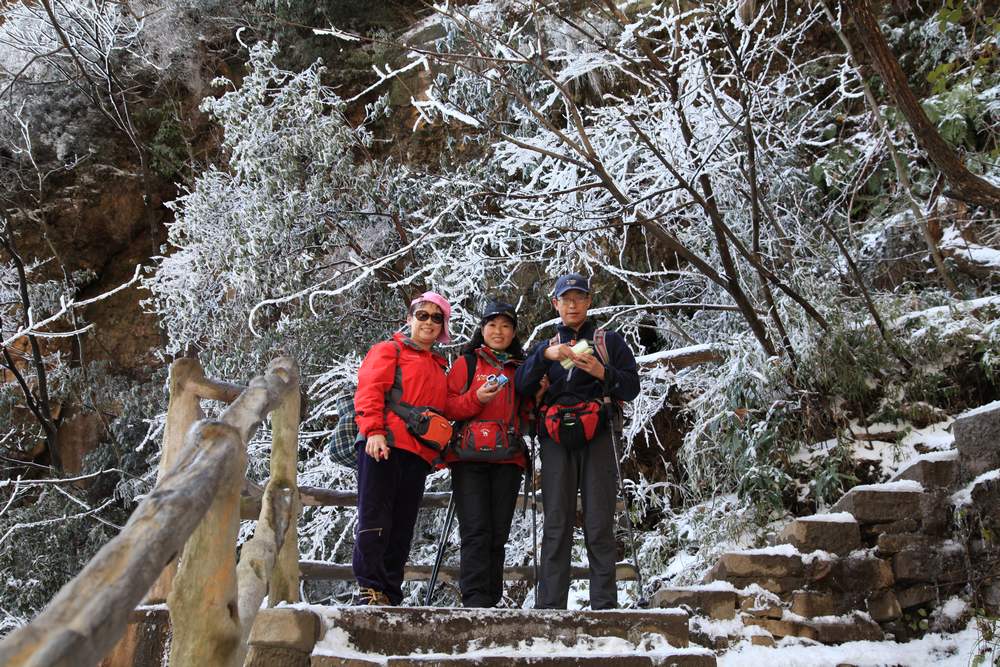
left=410, top=291, right=452, bottom=344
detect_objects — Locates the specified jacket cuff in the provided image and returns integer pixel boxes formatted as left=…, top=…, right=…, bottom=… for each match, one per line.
left=366, top=428, right=387, bottom=437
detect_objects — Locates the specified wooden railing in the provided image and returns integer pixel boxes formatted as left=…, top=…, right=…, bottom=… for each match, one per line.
left=0, top=356, right=301, bottom=667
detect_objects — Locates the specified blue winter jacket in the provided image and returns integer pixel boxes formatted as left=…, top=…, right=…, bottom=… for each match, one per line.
left=514, top=319, right=640, bottom=406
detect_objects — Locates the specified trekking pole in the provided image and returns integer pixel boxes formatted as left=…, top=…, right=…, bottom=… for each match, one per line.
left=425, top=490, right=456, bottom=606
left=602, top=397, right=647, bottom=607
left=527, top=436, right=539, bottom=601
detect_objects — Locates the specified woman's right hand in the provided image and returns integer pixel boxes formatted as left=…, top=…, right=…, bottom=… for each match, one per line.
left=365, top=434, right=390, bottom=461
left=476, top=379, right=503, bottom=404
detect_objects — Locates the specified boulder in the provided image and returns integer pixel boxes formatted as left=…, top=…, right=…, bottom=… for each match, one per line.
left=954, top=403, right=1000, bottom=480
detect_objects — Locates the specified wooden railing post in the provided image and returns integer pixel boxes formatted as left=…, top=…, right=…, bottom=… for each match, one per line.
left=167, top=422, right=246, bottom=667
left=145, top=358, right=205, bottom=604
left=267, top=360, right=301, bottom=605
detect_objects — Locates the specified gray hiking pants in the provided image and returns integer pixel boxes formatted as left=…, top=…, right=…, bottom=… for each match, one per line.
left=536, top=427, right=619, bottom=610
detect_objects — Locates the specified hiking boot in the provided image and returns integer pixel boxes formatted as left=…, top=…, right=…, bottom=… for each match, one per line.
left=353, top=587, right=391, bottom=606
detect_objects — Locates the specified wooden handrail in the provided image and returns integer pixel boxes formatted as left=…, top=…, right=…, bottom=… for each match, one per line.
left=0, top=356, right=301, bottom=667
left=0, top=421, right=241, bottom=667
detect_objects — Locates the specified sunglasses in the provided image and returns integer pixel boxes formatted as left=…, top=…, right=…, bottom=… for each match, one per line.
left=413, top=310, right=444, bottom=324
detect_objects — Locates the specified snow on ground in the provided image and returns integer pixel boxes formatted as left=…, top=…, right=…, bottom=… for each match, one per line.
left=791, top=417, right=955, bottom=480
left=893, top=294, right=1000, bottom=328
left=951, top=469, right=1000, bottom=507
left=720, top=621, right=983, bottom=667
left=849, top=480, right=924, bottom=493
left=941, top=225, right=1000, bottom=270
left=797, top=511, right=856, bottom=523
left=957, top=399, right=1000, bottom=420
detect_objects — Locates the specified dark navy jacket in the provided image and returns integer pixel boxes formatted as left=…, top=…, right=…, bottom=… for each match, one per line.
left=514, top=319, right=640, bottom=406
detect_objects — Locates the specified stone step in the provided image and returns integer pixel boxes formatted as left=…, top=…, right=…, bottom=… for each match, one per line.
left=776, top=512, right=861, bottom=556
left=742, top=610, right=883, bottom=644
left=705, top=546, right=896, bottom=598
left=311, top=652, right=717, bottom=666
left=299, top=561, right=639, bottom=582
left=830, top=480, right=929, bottom=525
left=106, top=607, right=713, bottom=667
left=954, top=401, right=1000, bottom=480
left=890, top=450, right=959, bottom=490
left=703, top=545, right=834, bottom=594
left=789, top=589, right=901, bottom=623
left=312, top=607, right=692, bottom=655
left=651, top=585, right=737, bottom=620
left=891, top=541, right=967, bottom=585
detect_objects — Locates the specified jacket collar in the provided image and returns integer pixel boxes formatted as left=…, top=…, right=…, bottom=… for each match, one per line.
left=393, top=332, right=447, bottom=367
left=476, top=345, right=521, bottom=369
left=556, top=318, right=596, bottom=342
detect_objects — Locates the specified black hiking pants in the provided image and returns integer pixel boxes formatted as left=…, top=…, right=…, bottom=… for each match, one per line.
left=353, top=445, right=431, bottom=605
left=536, top=428, right=619, bottom=610
left=451, top=461, right=523, bottom=607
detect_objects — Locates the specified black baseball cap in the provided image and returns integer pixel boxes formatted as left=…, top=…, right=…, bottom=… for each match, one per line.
left=481, top=299, right=518, bottom=328
left=553, top=273, right=590, bottom=297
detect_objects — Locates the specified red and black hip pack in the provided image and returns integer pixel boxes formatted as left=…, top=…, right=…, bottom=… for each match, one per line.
left=544, top=395, right=603, bottom=451
left=453, top=419, right=522, bottom=461
left=401, top=407, right=454, bottom=451
left=382, top=345, right=453, bottom=454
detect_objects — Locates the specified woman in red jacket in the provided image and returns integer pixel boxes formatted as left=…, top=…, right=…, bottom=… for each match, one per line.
left=445, top=299, right=529, bottom=607
left=352, top=291, right=453, bottom=606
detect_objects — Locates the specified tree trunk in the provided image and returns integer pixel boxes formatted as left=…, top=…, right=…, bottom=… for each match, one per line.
left=840, top=0, right=1000, bottom=210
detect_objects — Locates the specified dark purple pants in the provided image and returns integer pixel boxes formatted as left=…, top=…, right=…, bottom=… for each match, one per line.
left=353, top=445, right=430, bottom=605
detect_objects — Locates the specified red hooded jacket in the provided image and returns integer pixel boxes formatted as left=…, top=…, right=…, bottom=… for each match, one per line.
left=354, top=333, right=449, bottom=466
left=444, top=346, right=528, bottom=468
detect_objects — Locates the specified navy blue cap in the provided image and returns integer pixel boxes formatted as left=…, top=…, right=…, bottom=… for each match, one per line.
left=553, top=273, right=590, bottom=297
left=481, top=299, right=517, bottom=328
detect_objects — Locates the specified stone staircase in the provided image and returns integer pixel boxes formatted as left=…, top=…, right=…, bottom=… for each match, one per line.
left=105, top=402, right=999, bottom=665
left=109, top=605, right=717, bottom=666
left=646, top=401, right=1000, bottom=650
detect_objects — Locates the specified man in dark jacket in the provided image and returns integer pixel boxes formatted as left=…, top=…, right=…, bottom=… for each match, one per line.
left=514, top=273, right=640, bottom=610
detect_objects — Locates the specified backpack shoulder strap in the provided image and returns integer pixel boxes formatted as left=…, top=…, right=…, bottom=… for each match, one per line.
left=462, top=352, right=477, bottom=393
left=593, top=328, right=609, bottom=367
left=388, top=340, right=404, bottom=406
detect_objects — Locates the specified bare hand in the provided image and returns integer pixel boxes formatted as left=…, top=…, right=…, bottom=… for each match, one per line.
left=572, top=351, right=605, bottom=381
left=476, top=379, right=503, bottom=403
left=544, top=343, right=577, bottom=364
left=365, top=434, right=390, bottom=461
left=534, top=375, right=550, bottom=404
